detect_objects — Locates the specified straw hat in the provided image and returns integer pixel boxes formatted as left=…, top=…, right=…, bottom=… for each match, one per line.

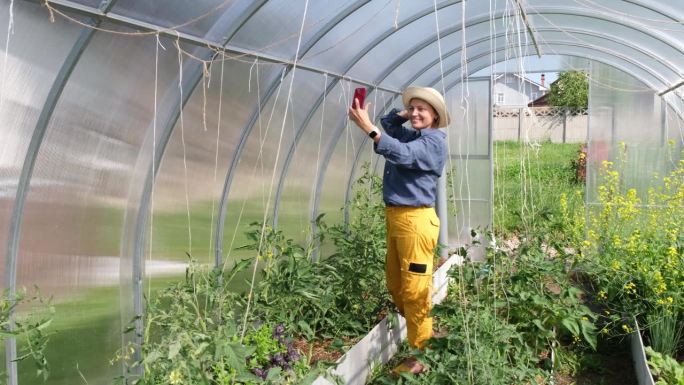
left=402, top=86, right=450, bottom=128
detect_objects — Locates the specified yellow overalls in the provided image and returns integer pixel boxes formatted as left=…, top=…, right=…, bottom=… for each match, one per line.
left=385, top=206, right=440, bottom=348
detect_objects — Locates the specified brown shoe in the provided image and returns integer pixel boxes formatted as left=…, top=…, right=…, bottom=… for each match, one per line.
left=391, top=357, right=426, bottom=376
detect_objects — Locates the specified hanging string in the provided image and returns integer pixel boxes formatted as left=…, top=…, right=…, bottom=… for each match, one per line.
left=39, top=0, right=351, bottom=68
left=0, top=0, right=15, bottom=109
left=241, top=0, right=311, bottom=341
left=202, top=61, right=209, bottom=132
left=41, top=0, right=237, bottom=37
left=393, top=0, right=401, bottom=30
left=147, top=33, right=163, bottom=306
left=175, top=37, right=193, bottom=256
left=522, top=3, right=657, bottom=93
left=208, top=48, right=225, bottom=261
left=311, top=73, right=328, bottom=215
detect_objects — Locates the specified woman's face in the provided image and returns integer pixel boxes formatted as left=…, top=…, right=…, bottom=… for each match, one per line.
left=408, top=99, right=438, bottom=130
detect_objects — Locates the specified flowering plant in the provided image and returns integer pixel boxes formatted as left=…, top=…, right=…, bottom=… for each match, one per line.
left=579, top=145, right=683, bottom=341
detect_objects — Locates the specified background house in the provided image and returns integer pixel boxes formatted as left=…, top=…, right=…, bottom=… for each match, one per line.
left=493, top=73, right=549, bottom=107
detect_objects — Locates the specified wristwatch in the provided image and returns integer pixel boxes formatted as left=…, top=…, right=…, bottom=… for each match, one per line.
left=368, top=128, right=379, bottom=138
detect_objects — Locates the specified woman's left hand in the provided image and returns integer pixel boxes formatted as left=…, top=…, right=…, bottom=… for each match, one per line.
left=348, top=98, right=373, bottom=133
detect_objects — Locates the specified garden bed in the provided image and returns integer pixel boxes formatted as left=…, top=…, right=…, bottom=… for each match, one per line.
left=311, top=254, right=462, bottom=385
left=631, top=317, right=656, bottom=385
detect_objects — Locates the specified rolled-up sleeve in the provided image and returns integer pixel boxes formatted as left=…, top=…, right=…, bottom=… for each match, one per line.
left=380, top=108, right=419, bottom=142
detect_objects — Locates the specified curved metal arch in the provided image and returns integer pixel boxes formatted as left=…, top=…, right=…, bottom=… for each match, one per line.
left=368, top=8, right=682, bottom=89
left=326, top=0, right=465, bottom=71
left=340, top=42, right=673, bottom=220
left=378, top=26, right=681, bottom=90
left=308, top=92, right=399, bottom=229
left=271, top=76, right=340, bottom=227
left=219, top=0, right=462, bottom=242
left=3, top=2, right=118, bottom=383
left=268, top=1, right=468, bottom=228
left=218, top=0, right=270, bottom=44
left=429, top=41, right=669, bottom=94
left=312, top=12, right=674, bottom=226
left=409, top=27, right=679, bottom=95
left=218, top=2, right=682, bottom=261
left=127, top=2, right=272, bottom=371
left=214, top=0, right=384, bottom=265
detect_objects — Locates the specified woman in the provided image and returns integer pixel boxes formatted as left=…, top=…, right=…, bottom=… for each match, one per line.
left=348, top=86, right=449, bottom=374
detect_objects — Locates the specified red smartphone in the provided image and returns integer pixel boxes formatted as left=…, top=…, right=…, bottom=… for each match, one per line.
left=352, top=87, right=366, bottom=109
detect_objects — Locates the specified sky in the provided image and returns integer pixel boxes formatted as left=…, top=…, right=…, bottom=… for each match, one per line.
left=471, top=55, right=587, bottom=85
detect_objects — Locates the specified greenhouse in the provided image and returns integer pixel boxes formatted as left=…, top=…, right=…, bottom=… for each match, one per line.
left=1, top=0, right=683, bottom=384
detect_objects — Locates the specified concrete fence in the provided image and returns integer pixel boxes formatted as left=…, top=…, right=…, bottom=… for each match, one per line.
left=493, top=107, right=588, bottom=143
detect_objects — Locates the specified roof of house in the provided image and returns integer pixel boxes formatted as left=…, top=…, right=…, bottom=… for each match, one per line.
left=493, top=73, right=549, bottom=91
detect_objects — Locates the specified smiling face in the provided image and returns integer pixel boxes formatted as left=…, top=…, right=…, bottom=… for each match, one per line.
left=408, top=98, right=439, bottom=130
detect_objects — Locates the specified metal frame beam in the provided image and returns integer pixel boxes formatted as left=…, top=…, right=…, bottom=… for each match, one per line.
left=214, top=0, right=381, bottom=266
left=270, top=0, right=464, bottom=229
left=127, top=1, right=273, bottom=375
left=5, top=2, right=119, bottom=384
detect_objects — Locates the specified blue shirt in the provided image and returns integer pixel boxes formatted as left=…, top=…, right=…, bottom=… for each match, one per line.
left=374, top=108, right=447, bottom=207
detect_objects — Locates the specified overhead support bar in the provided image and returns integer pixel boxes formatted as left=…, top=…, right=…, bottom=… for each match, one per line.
left=515, top=0, right=542, bottom=58
left=659, top=79, right=684, bottom=96
left=26, top=0, right=401, bottom=94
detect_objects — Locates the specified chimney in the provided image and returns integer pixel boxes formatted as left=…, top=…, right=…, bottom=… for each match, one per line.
left=540, top=73, right=545, bottom=87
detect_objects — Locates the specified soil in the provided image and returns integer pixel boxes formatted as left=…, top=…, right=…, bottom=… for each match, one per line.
left=293, top=337, right=349, bottom=366
left=555, top=338, right=638, bottom=385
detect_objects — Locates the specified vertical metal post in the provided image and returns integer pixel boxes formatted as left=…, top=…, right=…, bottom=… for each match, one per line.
left=435, top=171, right=448, bottom=259
left=660, top=98, right=667, bottom=147
left=517, top=107, right=523, bottom=142
left=562, top=108, right=568, bottom=143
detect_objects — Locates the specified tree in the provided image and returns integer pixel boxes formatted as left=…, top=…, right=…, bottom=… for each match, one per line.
left=547, top=71, right=588, bottom=109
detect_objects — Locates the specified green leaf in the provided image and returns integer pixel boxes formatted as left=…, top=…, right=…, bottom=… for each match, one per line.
left=266, top=367, right=282, bottom=381
left=142, top=350, right=162, bottom=365
left=297, top=320, right=314, bottom=339
left=561, top=318, right=580, bottom=336
left=168, top=341, right=181, bottom=359
left=532, top=319, right=546, bottom=331
left=580, top=319, right=597, bottom=350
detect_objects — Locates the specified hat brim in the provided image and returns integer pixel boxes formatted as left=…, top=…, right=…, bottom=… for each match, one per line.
left=402, top=87, right=450, bottom=128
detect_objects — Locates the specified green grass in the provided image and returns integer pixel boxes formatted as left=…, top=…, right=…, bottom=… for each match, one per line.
left=493, top=140, right=585, bottom=236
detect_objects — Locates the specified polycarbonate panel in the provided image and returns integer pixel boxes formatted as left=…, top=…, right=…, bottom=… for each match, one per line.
left=382, top=22, right=493, bottom=89
left=277, top=79, right=348, bottom=240
left=586, top=63, right=665, bottom=206
left=456, top=44, right=665, bottom=93
left=444, top=81, right=490, bottom=156
left=347, top=2, right=468, bottom=83
left=228, top=0, right=355, bottom=61
left=317, top=91, right=399, bottom=227
left=111, top=0, right=256, bottom=40
left=220, top=68, right=322, bottom=257
left=531, top=14, right=684, bottom=77
left=301, top=1, right=423, bottom=73
left=151, top=49, right=281, bottom=266
left=525, top=0, right=684, bottom=50
left=14, top=24, right=184, bottom=384
left=68, top=0, right=102, bottom=8
left=444, top=79, right=491, bottom=255
left=0, top=1, right=82, bottom=290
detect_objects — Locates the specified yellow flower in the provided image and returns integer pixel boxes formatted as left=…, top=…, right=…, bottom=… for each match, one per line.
left=169, top=370, right=183, bottom=385
left=667, top=246, right=678, bottom=258
left=598, top=290, right=608, bottom=300
left=622, top=324, right=633, bottom=333
left=623, top=282, right=637, bottom=295
left=581, top=316, right=588, bottom=321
